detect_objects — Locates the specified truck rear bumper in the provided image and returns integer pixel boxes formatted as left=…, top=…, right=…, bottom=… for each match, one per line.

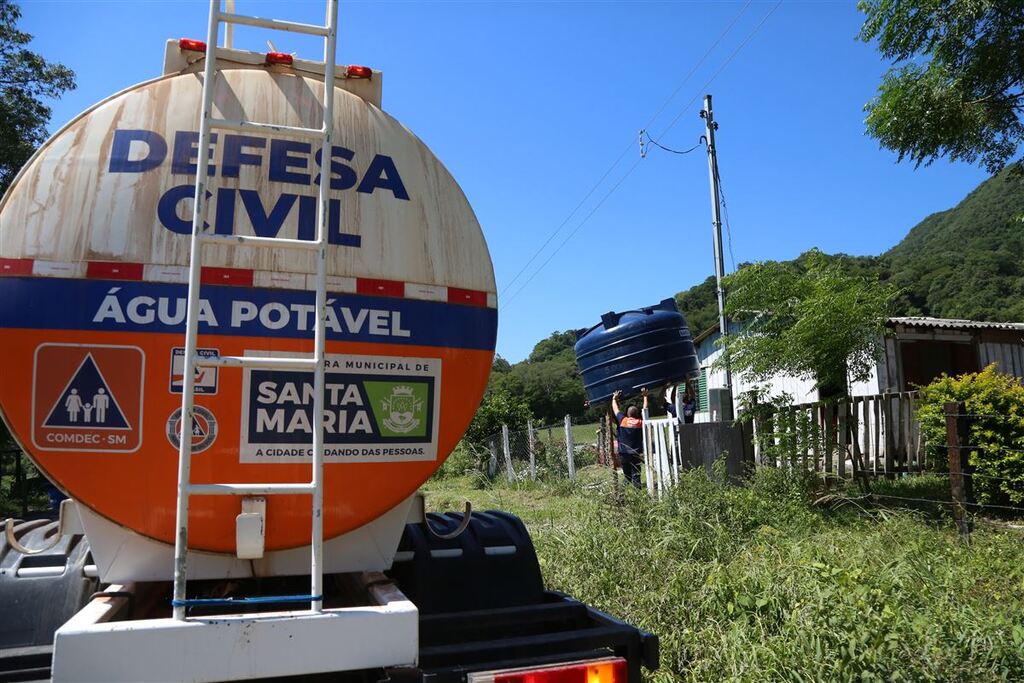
left=50, top=574, right=417, bottom=683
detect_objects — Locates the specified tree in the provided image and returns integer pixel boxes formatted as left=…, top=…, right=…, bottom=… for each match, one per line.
left=859, top=0, right=1024, bottom=173
left=1, top=1, right=76, bottom=195
left=491, top=354, right=512, bottom=374
left=463, top=388, right=532, bottom=448
left=720, top=249, right=897, bottom=399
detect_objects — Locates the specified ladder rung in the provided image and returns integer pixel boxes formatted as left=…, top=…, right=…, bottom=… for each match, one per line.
left=188, top=483, right=315, bottom=496
left=209, top=117, right=324, bottom=140
left=218, top=11, right=330, bottom=36
left=197, top=355, right=317, bottom=370
left=200, top=233, right=322, bottom=251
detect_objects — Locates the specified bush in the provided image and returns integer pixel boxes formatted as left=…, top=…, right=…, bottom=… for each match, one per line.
left=433, top=441, right=479, bottom=480
left=917, top=364, right=1024, bottom=506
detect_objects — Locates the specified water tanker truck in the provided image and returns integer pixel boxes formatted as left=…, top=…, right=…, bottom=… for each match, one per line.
left=0, top=2, right=657, bottom=681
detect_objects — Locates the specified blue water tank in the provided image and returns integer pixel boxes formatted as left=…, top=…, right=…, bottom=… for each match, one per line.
left=575, top=298, right=701, bottom=403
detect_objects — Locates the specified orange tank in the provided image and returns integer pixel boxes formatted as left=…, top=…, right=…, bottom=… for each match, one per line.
left=0, top=66, right=496, bottom=552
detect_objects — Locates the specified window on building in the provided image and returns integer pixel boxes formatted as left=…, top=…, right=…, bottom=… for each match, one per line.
left=697, top=367, right=708, bottom=411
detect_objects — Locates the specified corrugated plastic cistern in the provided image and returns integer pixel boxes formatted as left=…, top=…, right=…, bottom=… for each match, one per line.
left=575, top=298, right=700, bottom=403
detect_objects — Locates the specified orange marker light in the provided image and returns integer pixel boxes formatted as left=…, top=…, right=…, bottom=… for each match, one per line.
left=178, top=38, right=207, bottom=53
left=265, top=52, right=294, bottom=66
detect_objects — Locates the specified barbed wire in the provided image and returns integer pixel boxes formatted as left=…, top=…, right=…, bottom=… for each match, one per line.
left=923, top=442, right=1024, bottom=456
left=866, top=492, right=1024, bottom=515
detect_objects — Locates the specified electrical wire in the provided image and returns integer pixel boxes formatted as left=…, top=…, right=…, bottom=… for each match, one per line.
left=501, top=1, right=782, bottom=308
left=715, top=165, right=737, bottom=272
left=497, top=0, right=753, bottom=301
left=641, top=131, right=704, bottom=156
left=502, top=157, right=644, bottom=308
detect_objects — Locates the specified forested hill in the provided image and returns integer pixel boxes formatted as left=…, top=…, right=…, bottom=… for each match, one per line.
left=884, top=166, right=1024, bottom=321
left=676, top=164, right=1024, bottom=335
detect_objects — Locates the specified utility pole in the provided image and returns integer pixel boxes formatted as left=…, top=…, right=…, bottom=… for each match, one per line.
left=701, top=94, right=733, bottom=420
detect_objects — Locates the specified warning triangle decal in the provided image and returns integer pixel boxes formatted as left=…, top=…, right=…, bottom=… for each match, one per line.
left=191, top=416, right=207, bottom=438
left=43, top=353, right=131, bottom=429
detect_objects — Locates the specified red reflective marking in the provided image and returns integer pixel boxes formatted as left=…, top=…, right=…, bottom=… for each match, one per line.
left=0, top=258, right=34, bottom=276
left=86, top=262, right=144, bottom=281
left=356, top=278, right=404, bottom=297
left=447, top=287, right=487, bottom=307
left=179, top=38, right=207, bottom=53
left=202, top=267, right=253, bottom=287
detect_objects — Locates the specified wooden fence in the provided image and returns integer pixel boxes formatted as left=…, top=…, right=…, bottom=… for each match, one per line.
left=750, top=391, right=925, bottom=478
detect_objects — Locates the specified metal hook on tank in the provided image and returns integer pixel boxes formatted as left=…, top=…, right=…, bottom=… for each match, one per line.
left=416, top=496, right=472, bottom=540
left=3, top=499, right=76, bottom=555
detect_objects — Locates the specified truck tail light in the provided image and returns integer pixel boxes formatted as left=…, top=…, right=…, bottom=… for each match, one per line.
left=266, top=52, right=294, bottom=66
left=179, top=38, right=207, bottom=53
left=470, top=658, right=627, bottom=683
left=346, top=65, right=373, bottom=79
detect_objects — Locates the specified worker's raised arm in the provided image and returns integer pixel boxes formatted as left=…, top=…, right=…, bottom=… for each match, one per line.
left=640, top=387, right=649, bottom=411
left=611, top=390, right=622, bottom=416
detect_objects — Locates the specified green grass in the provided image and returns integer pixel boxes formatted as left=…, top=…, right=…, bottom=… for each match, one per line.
left=423, top=467, right=1024, bottom=682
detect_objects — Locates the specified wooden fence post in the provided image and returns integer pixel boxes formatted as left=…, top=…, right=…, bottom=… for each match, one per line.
left=882, top=394, right=895, bottom=479
left=864, top=397, right=872, bottom=473
left=762, top=410, right=776, bottom=467
left=501, top=424, right=514, bottom=482
left=897, top=392, right=907, bottom=473
left=945, top=401, right=970, bottom=540
left=810, top=405, right=821, bottom=473
left=527, top=419, right=536, bottom=480
left=837, top=400, right=848, bottom=479
left=488, top=439, right=499, bottom=478
left=821, top=403, right=835, bottom=479
left=608, top=411, right=620, bottom=498
left=564, top=415, right=576, bottom=481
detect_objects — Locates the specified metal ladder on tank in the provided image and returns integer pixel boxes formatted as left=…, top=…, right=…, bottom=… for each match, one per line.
left=171, top=0, right=339, bottom=621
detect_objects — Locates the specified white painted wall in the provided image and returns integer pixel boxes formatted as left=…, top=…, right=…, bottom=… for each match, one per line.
left=694, top=328, right=887, bottom=421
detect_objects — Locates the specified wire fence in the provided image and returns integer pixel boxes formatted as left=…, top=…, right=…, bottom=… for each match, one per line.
left=477, top=416, right=609, bottom=483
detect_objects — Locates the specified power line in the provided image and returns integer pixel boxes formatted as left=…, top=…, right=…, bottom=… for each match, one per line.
left=497, top=0, right=753, bottom=300
left=501, top=0, right=783, bottom=308
left=652, top=0, right=781, bottom=143
left=502, top=157, right=644, bottom=308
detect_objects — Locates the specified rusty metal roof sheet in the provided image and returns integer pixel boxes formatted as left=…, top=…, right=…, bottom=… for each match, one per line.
left=888, top=317, right=1024, bottom=332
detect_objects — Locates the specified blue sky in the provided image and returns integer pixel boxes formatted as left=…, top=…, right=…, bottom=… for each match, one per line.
left=20, top=0, right=989, bottom=362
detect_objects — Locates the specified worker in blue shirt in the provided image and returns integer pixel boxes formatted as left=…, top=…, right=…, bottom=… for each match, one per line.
left=663, top=385, right=697, bottom=424
left=611, top=388, right=648, bottom=487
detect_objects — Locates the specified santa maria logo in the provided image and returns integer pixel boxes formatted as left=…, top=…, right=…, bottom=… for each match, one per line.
left=365, top=382, right=428, bottom=437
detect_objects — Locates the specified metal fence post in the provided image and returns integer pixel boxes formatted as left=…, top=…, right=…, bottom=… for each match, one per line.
left=501, top=423, right=514, bottom=482
left=527, top=419, right=536, bottom=480
left=945, top=401, right=970, bottom=541
left=564, top=415, right=576, bottom=481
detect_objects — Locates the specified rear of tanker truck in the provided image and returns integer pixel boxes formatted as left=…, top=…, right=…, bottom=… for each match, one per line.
left=0, top=3, right=658, bottom=682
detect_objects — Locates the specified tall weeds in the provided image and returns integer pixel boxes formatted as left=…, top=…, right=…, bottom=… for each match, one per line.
left=532, top=468, right=1024, bottom=682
